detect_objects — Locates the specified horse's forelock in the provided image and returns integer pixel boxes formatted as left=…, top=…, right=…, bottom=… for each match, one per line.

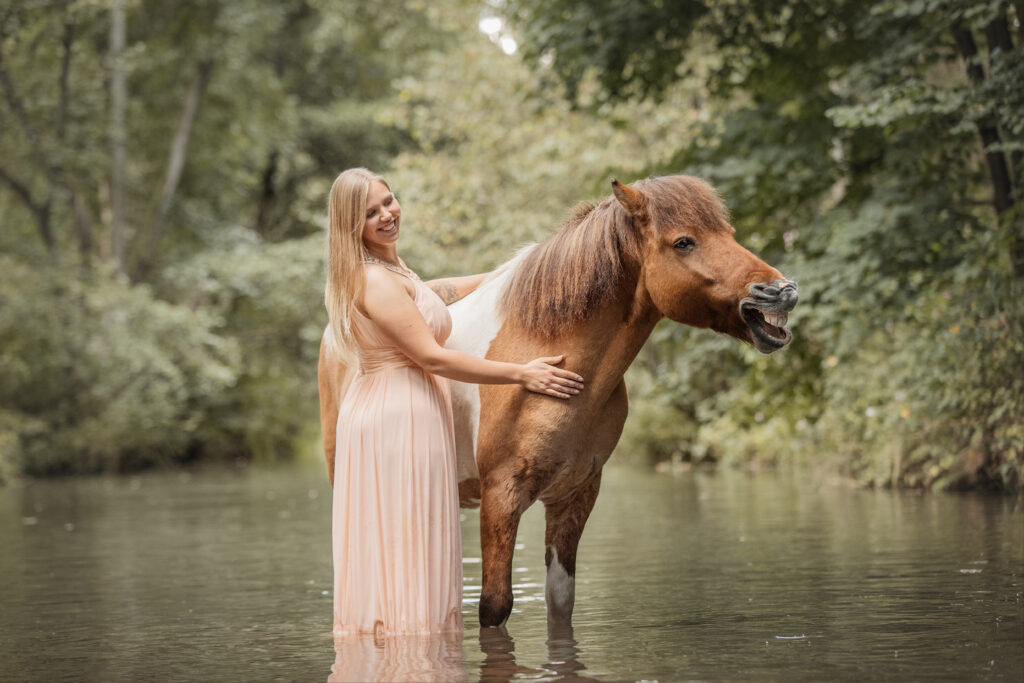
left=639, top=175, right=731, bottom=233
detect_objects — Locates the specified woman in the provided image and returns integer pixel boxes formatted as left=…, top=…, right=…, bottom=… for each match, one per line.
left=325, top=168, right=584, bottom=635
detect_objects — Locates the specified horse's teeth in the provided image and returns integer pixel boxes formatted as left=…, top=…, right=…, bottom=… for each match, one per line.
left=765, top=312, right=788, bottom=327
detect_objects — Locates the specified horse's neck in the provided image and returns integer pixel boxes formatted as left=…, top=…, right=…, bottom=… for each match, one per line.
left=562, top=284, right=661, bottom=396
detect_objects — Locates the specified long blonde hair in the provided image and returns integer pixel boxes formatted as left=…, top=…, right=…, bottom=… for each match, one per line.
left=325, top=167, right=389, bottom=362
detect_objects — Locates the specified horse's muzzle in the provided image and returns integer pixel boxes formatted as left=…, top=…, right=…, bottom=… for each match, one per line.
left=740, top=279, right=798, bottom=353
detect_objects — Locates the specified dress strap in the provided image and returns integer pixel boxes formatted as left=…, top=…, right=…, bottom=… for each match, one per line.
left=361, top=255, right=421, bottom=281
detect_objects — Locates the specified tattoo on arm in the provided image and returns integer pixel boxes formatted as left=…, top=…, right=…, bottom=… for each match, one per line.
left=431, top=282, right=460, bottom=305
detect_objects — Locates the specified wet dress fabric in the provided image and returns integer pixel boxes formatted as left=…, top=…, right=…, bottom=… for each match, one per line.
left=332, top=259, right=463, bottom=635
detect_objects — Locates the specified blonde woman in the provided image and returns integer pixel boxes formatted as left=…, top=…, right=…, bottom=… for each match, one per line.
left=322, top=168, right=583, bottom=635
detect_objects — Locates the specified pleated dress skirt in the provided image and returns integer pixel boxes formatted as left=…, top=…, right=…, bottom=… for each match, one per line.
left=331, top=267, right=463, bottom=635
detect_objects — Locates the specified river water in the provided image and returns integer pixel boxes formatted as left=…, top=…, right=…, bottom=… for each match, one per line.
left=0, top=464, right=1020, bottom=681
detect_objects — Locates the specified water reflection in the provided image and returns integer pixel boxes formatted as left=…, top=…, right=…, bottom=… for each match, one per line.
left=477, top=626, right=535, bottom=682
left=477, top=623, right=601, bottom=683
left=329, top=631, right=466, bottom=682
left=327, top=623, right=600, bottom=683
left=543, top=623, right=601, bottom=682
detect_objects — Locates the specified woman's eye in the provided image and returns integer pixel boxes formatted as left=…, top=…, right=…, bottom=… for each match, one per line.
left=674, top=237, right=695, bottom=251
left=384, top=196, right=392, bottom=206
left=367, top=210, right=376, bottom=218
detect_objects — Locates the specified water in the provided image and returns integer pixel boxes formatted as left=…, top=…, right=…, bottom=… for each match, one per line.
left=0, top=465, right=1020, bottom=681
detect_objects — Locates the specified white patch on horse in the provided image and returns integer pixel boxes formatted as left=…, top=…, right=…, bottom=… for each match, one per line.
left=545, top=546, right=575, bottom=618
left=446, top=246, right=534, bottom=487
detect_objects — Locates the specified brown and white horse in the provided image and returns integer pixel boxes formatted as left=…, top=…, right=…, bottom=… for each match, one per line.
left=319, top=175, right=798, bottom=628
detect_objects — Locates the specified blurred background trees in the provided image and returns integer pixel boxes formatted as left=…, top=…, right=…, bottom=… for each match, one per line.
left=1, top=0, right=1020, bottom=491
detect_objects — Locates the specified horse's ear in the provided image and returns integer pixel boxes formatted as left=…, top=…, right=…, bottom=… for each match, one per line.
left=611, top=178, right=649, bottom=223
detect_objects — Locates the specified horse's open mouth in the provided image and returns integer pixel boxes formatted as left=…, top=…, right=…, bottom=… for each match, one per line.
left=740, top=301, right=792, bottom=354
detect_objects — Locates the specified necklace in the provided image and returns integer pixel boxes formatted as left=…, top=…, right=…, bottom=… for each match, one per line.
left=361, top=253, right=401, bottom=268
left=361, top=254, right=419, bottom=280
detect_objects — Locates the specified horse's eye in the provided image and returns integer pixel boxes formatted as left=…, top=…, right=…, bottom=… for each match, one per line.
left=674, top=237, right=696, bottom=251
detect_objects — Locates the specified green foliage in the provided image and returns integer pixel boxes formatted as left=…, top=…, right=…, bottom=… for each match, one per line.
left=0, top=226, right=328, bottom=477
left=159, top=230, right=327, bottom=463
left=0, top=253, right=239, bottom=476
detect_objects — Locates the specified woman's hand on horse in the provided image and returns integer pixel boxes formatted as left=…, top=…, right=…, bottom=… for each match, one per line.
left=520, top=355, right=584, bottom=399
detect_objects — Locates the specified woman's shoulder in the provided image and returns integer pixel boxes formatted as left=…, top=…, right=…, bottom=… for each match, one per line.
left=357, top=262, right=416, bottom=306
left=360, top=261, right=411, bottom=286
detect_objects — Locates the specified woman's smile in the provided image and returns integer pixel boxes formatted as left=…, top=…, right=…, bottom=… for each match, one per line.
left=362, top=180, right=402, bottom=249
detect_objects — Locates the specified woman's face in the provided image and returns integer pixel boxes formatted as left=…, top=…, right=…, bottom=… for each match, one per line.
left=361, top=180, right=401, bottom=251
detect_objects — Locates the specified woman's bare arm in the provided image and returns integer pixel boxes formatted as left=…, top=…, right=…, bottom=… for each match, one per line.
left=424, top=272, right=489, bottom=305
left=361, top=267, right=583, bottom=397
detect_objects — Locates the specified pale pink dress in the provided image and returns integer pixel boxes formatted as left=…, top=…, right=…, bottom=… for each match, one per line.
left=332, top=259, right=464, bottom=635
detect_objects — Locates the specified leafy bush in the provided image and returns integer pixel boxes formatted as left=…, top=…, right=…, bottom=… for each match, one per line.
left=0, top=255, right=240, bottom=475
left=0, top=228, right=328, bottom=477
left=159, top=229, right=327, bottom=463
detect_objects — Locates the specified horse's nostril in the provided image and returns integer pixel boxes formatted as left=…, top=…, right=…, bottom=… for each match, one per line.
left=779, top=282, right=799, bottom=307
left=750, top=280, right=798, bottom=305
left=750, top=283, right=780, bottom=300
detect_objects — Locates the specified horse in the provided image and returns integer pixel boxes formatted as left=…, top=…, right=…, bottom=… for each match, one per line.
left=319, top=175, right=798, bottom=628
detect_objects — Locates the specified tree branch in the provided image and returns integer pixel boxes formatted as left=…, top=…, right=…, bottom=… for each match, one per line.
left=134, top=58, right=214, bottom=280
left=0, top=56, right=42, bottom=148
left=0, top=165, right=55, bottom=253
left=0, top=50, right=57, bottom=258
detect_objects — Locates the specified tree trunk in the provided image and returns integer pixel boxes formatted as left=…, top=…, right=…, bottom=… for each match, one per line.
left=58, top=14, right=95, bottom=264
left=255, top=149, right=279, bottom=236
left=985, top=15, right=1015, bottom=54
left=134, top=58, right=214, bottom=280
left=57, top=19, right=73, bottom=140
left=952, top=22, right=1014, bottom=216
left=72, top=192, right=93, bottom=264
left=109, top=0, right=127, bottom=272
left=984, top=15, right=1021, bottom=187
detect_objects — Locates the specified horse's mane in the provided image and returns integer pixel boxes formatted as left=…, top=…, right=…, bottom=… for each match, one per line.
left=500, top=175, right=730, bottom=338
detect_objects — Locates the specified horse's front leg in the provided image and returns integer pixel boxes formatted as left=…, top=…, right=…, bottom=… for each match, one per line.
left=478, top=469, right=531, bottom=627
left=543, top=471, right=602, bottom=624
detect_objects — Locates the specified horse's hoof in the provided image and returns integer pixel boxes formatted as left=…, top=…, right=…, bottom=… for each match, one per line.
left=479, top=594, right=512, bottom=628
